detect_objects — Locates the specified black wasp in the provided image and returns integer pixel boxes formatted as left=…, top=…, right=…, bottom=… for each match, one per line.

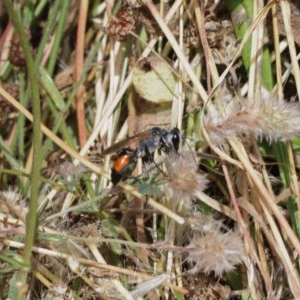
left=101, top=127, right=181, bottom=185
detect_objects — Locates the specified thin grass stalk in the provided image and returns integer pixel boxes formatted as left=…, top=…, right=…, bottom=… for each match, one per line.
left=272, top=2, right=283, bottom=97
left=0, top=20, right=13, bottom=73
left=33, top=0, right=49, bottom=17
left=106, top=41, right=120, bottom=145
left=243, top=176, right=268, bottom=298
left=173, top=2, right=184, bottom=128
left=23, top=144, right=33, bottom=191
left=194, top=0, right=220, bottom=96
left=3, top=1, right=42, bottom=298
left=225, top=0, right=253, bottom=72
left=76, top=0, right=89, bottom=147
left=247, top=0, right=259, bottom=100
left=0, top=138, right=22, bottom=173
left=286, top=142, right=300, bottom=216
left=31, top=269, right=52, bottom=289
left=257, top=0, right=274, bottom=91
left=34, top=0, right=61, bottom=68
left=94, top=36, right=108, bottom=126
left=16, top=73, right=26, bottom=163
left=261, top=47, right=274, bottom=89
left=46, top=1, right=70, bottom=75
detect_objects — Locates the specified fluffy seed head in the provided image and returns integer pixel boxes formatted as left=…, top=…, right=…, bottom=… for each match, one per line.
left=187, top=228, right=244, bottom=276
left=164, top=151, right=209, bottom=207
left=204, top=95, right=300, bottom=145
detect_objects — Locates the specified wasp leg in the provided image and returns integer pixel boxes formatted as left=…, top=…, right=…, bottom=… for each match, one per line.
left=143, top=145, right=166, bottom=176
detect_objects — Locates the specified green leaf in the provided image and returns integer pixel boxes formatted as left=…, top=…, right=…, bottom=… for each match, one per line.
left=100, top=219, right=119, bottom=238
left=39, top=66, right=66, bottom=111
left=37, top=232, right=66, bottom=242
left=8, top=273, right=18, bottom=300
left=0, top=253, right=29, bottom=271
left=109, top=241, right=122, bottom=255
left=100, top=220, right=122, bottom=255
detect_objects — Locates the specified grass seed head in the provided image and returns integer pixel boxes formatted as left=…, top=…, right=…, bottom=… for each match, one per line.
left=164, top=151, right=209, bottom=207
left=187, top=228, right=244, bottom=276
left=204, top=94, right=300, bottom=145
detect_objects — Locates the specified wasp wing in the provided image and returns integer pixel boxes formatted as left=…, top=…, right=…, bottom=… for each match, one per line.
left=101, top=130, right=152, bottom=156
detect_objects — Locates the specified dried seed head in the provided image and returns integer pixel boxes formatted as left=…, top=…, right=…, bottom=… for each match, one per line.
left=164, top=151, right=209, bottom=207
left=105, top=9, right=136, bottom=42
left=187, top=228, right=244, bottom=276
left=253, top=96, right=300, bottom=142
left=9, top=30, right=31, bottom=67
left=42, top=162, right=86, bottom=180
left=204, top=94, right=300, bottom=145
left=184, top=23, right=199, bottom=48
